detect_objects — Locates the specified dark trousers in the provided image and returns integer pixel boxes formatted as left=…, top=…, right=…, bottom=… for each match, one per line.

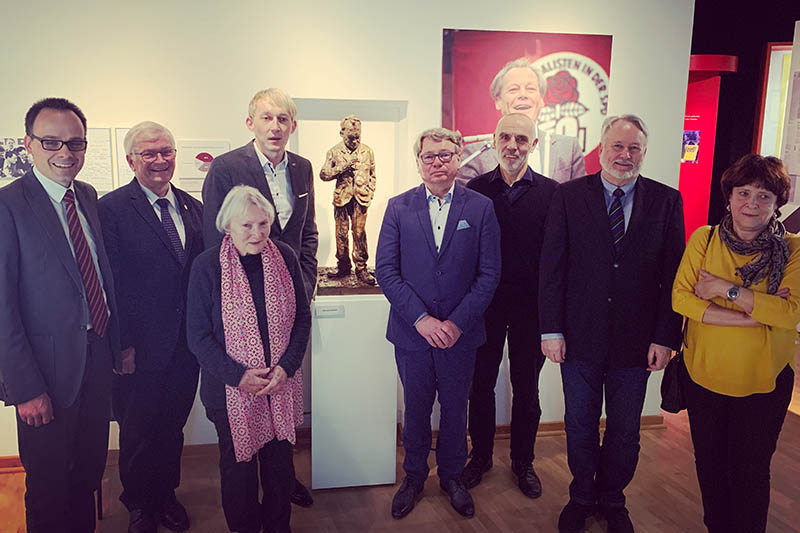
left=113, top=345, right=199, bottom=511
left=206, top=407, right=293, bottom=533
left=561, top=358, right=649, bottom=508
left=686, top=364, right=793, bottom=533
left=468, top=298, right=545, bottom=463
left=395, top=346, right=476, bottom=484
left=16, top=331, right=112, bottom=533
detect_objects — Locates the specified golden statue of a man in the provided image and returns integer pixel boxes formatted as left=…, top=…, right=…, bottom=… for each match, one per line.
left=319, top=115, right=376, bottom=284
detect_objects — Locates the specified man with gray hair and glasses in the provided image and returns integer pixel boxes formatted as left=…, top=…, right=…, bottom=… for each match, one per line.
left=539, top=114, right=684, bottom=533
left=376, top=127, right=500, bottom=520
left=98, top=121, right=204, bottom=533
left=458, top=57, right=586, bottom=184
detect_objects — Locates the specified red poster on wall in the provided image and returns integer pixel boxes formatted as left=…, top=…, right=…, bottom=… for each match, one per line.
left=443, top=29, right=612, bottom=179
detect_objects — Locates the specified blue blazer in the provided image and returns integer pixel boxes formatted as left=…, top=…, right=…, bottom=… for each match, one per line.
left=98, top=179, right=204, bottom=371
left=375, top=183, right=501, bottom=352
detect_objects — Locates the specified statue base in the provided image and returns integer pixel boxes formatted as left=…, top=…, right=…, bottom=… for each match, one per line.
left=317, top=266, right=383, bottom=296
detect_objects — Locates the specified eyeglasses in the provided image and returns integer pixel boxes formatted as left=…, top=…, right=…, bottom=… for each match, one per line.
left=29, top=134, right=87, bottom=152
left=419, top=151, right=456, bottom=165
left=133, top=149, right=177, bottom=162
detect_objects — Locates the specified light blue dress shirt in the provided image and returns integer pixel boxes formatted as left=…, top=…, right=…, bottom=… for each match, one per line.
left=599, top=175, right=637, bottom=231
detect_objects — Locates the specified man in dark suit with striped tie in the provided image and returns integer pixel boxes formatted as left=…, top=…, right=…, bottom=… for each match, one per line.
left=98, top=122, right=204, bottom=533
left=538, top=115, right=685, bottom=533
left=0, top=97, right=124, bottom=533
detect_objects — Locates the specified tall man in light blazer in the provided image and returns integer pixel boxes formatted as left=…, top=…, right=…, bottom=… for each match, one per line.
left=376, top=127, right=501, bottom=520
left=0, top=97, right=123, bottom=533
left=201, top=87, right=318, bottom=506
left=98, top=122, right=204, bottom=533
left=538, top=115, right=684, bottom=533
left=458, top=57, right=586, bottom=184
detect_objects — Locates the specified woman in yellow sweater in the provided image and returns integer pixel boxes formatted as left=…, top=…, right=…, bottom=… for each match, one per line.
left=672, top=154, right=799, bottom=533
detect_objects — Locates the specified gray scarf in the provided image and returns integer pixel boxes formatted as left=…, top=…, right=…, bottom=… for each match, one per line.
left=718, top=212, right=790, bottom=294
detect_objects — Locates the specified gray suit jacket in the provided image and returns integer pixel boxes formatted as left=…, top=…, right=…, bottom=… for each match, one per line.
left=201, top=142, right=319, bottom=300
left=458, top=133, right=586, bottom=184
left=0, top=171, right=121, bottom=407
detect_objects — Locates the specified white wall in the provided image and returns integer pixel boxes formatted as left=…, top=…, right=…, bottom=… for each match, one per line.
left=0, top=0, right=696, bottom=455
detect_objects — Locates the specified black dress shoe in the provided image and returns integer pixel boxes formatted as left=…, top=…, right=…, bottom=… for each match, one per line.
left=159, top=495, right=190, bottom=531
left=511, top=460, right=542, bottom=499
left=391, top=478, right=424, bottom=519
left=461, top=455, right=492, bottom=489
left=290, top=479, right=314, bottom=507
left=601, top=505, right=634, bottom=533
left=439, top=478, right=475, bottom=518
left=128, top=508, right=157, bottom=533
left=558, top=500, right=596, bottom=532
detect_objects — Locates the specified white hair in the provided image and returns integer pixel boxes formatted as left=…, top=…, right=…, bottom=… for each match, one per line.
left=600, top=114, right=649, bottom=145
left=123, top=121, right=175, bottom=155
left=489, top=57, right=547, bottom=101
left=215, top=185, right=275, bottom=234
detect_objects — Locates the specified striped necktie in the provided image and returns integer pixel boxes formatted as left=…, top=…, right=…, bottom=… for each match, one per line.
left=63, top=189, right=109, bottom=338
left=609, top=187, right=625, bottom=253
left=156, top=198, right=186, bottom=264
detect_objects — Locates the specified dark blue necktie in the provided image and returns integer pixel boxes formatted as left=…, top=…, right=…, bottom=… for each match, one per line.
left=156, top=198, right=186, bottom=264
left=609, top=188, right=625, bottom=253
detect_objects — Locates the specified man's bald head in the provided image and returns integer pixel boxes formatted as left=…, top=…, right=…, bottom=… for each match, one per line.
left=494, top=113, right=537, bottom=180
left=495, top=113, right=535, bottom=139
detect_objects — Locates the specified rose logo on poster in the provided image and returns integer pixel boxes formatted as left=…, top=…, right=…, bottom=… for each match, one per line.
left=533, top=52, right=610, bottom=155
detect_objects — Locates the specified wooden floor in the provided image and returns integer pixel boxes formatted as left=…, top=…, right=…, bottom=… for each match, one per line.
left=94, top=390, right=800, bottom=532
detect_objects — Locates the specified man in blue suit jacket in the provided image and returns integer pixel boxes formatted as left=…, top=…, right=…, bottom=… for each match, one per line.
left=0, top=98, right=123, bottom=533
left=376, top=127, right=501, bottom=520
left=98, top=122, right=204, bottom=533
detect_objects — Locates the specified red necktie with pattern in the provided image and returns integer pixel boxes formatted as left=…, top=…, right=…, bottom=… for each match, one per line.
left=63, top=189, right=109, bottom=338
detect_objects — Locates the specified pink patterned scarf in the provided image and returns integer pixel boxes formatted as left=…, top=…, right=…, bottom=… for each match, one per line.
left=219, top=234, right=304, bottom=463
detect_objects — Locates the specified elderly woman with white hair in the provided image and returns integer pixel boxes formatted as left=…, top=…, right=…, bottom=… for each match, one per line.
left=187, top=185, right=310, bottom=533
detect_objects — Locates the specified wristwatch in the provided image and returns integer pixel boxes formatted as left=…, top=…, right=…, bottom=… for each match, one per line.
left=726, top=285, right=740, bottom=302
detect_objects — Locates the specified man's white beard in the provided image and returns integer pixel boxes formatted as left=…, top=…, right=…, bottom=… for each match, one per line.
left=601, top=159, right=639, bottom=182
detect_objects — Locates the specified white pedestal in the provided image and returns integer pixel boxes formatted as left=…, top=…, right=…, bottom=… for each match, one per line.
left=311, top=294, right=397, bottom=489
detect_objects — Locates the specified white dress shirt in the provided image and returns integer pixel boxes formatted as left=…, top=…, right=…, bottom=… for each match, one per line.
left=139, top=182, right=186, bottom=246
left=253, top=143, right=294, bottom=230
left=426, top=182, right=456, bottom=252
left=33, top=167, right=108, bottom=329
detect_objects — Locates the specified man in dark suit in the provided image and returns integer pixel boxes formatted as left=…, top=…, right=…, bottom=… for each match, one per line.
left=539, top=115, right=684, bottom=533
left=376, top=127, right=501, bottom=519
left=463, top=114, right=557, bottom=498
left=0, top=97, right=123, bottom=533
left=201, top=88, right=317, bottom=506
left=98, top=122, right=204, bottom=533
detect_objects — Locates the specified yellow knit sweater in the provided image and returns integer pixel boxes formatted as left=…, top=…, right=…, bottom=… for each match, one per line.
left=672, top=225, right=800, bottom=397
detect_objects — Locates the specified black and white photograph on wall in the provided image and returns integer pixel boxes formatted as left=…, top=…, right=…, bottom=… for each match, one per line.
left=0, top=137, right=32, bottom=181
